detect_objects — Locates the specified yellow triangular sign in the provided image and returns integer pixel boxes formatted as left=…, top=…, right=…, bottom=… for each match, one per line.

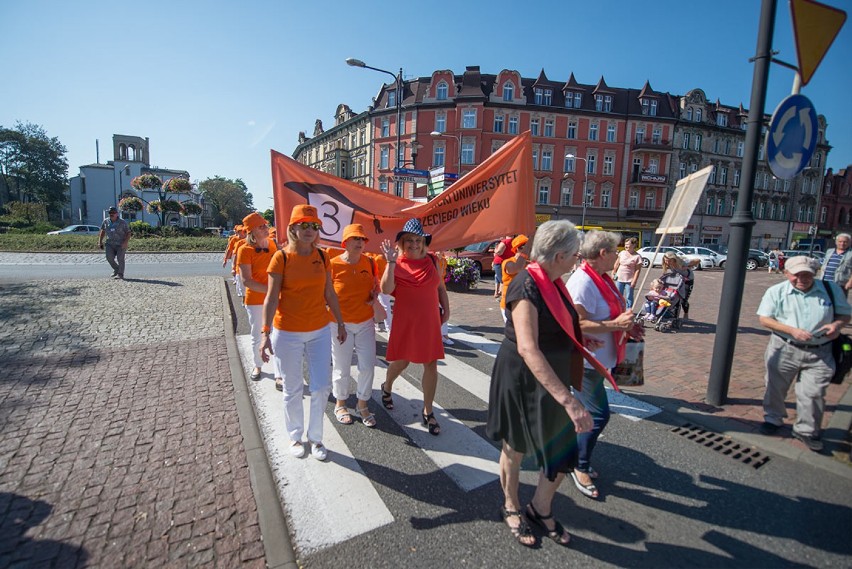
left=791, top=0, right=846, bottom=86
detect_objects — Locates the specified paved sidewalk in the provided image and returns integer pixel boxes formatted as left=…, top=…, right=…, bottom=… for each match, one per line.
left=0, top=277, right=276, bottom=567
left=448, top=268, right=852, bottom=477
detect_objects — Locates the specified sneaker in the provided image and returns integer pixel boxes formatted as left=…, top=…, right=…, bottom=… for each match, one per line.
left=792, top=430, right=823, bottom=452
left=311, top=442, right=328, bottom=461
left=289, top=441, right=306, bottom=458
left=442, top=337, right=454, bottom=346
left=759, top=422, right=780, bottom=436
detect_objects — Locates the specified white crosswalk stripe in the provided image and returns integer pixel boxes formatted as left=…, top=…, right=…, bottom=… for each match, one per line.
left=236, top=324, right=660, bottom=554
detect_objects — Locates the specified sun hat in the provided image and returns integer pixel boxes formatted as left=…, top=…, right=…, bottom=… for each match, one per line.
left=289, top=204, right=321, bottom=226
left=241, top=212, right=267, bottom=232
left=395, top=218, right=432, bottom=246
left=784, top=255, right=817, bottom=274
left=341, top=223, right=368, bottom=245
left=511, top=234, right=528, bottom=250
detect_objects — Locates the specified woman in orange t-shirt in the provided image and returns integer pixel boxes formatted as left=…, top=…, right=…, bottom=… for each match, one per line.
left=330, top=224, right=379, bottom=428
left=500, top=235, right=530, bottom=322
left=236, top=212, right=278, bottom=383
left=379, top=219, right=449, bottom=436
left=223, top=225, right=247, bottom=296
left=260, top=205, right=346, bottom=462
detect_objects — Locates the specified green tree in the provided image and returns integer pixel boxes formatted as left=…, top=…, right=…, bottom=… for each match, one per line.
left=262, top=208, right=275, bottom=226
left=0, top=122, right=69, bottom=218
left=198, top=176, right=254, bottom=226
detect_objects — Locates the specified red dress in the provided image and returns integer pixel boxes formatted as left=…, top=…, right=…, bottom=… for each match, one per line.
left=386, top=255, right=445, bottom=363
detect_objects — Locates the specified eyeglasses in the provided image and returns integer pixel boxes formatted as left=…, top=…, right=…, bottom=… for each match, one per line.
left=297, top=222, right=320, bottom=230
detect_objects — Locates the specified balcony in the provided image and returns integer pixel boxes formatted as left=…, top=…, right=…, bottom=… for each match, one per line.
left=630, top=171, right=668, bottom=185
left=631, top=139, right=674, bottom=153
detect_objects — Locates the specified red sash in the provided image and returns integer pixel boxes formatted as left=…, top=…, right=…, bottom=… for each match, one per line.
left=580, top=261, right=627, bottom=364
left=526, top=262, right=620, bottom=392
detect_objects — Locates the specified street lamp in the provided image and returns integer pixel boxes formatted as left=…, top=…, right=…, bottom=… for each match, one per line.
left=565, top=154, right=589, bottom=229
left=346, top=58, right=403, bottom=170
left=430, top=131, right=462, bottom=176
left=113, top=164, right=130, bottom=208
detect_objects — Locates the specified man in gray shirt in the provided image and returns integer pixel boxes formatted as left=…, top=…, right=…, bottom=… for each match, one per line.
left=98, top=206, right=131, bottom=279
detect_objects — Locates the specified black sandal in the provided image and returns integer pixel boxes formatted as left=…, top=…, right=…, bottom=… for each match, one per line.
left=422, top=412, right=441, bottom=436
left=525, top=503, right=570, bottom=546
left=500, top=506, right=537, bottom=547
left=380, top=385, right=394, bottom=410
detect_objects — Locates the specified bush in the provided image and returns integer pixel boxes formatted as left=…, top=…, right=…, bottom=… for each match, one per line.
left=129, top=221, right=154, bottom=236
left=0, top=234, right=227, bottom=252
left=445, top=257, right=481, bottom=288
left=7, top=222, right=64, bottom=234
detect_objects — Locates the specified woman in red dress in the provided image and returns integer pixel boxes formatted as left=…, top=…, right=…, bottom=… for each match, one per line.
left=379, top=219, right=449, bottom=435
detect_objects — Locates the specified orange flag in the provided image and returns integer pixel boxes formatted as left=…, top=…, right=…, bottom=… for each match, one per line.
left=270, top=131, right=535, bottom=252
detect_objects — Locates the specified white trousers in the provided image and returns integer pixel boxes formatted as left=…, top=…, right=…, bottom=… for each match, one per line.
left=271, top=326, right=332, bottom=444
left=332, top=319, right=376, bottom=402
left=234, top=268, right=245, bottom=297
left=244, top=304, right=265, bottom=369
left=377, top=292, right=393, bottom=330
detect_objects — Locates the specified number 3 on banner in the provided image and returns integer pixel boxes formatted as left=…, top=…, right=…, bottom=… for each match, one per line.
left=307, top=195, right=353, bottom=243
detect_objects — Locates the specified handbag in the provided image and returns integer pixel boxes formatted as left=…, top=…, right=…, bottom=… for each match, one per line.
left=822, top=281, right=852, bottom=384
left=612, top=338, right=644, bottom=386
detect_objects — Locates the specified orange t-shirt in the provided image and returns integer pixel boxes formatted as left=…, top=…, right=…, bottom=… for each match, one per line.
left=226, top=235, right=242, bottom=256
left=330, top=254, right=376, bottom=324
left=500, top=253, right=527, bottom=309
left=236, top=237, right=277, bottom=306
left=267, top=248, right=330, bottom=332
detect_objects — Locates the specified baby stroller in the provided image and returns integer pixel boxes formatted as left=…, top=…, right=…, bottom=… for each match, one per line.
left=642, top=272, right=686, bottom=332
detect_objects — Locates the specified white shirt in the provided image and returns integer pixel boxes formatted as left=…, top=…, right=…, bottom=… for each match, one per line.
left=567, top=269, right=617, bottom=369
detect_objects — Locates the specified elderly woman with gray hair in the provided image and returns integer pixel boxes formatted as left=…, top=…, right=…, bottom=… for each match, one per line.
left=488, top=220, right=614, bottom=547
left=566, top=230, right=644, bottom=500
left=820, top=233, right=852, bottom=295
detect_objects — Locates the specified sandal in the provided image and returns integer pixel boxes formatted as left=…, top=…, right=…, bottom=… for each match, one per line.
left=525, top=503, right=570, bottom=546
left=381, top=385, right=394, bottom=410
left=355, top=404, right=377, bottom=428
left=334, top=405, right=353, bottom=425
left=570, top=470, right=599, bottom=499
left=422, top=412, right=441, bottom=436
left=275, top=378, right=283, bottom=392
left=500, top=506, right=537, bottom=548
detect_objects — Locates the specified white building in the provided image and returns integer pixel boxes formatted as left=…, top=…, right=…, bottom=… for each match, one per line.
left=68, top=134, right=204, bottom=227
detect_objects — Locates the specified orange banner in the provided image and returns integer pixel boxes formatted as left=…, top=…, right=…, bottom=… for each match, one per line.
left=270, top=131, right=535, bottom=252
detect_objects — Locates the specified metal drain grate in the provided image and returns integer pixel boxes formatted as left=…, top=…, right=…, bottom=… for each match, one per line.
left=671, top=423, right=771, bottom=470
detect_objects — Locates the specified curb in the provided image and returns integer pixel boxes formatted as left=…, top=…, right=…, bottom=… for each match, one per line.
left=219, top=280, right=298, bottom=569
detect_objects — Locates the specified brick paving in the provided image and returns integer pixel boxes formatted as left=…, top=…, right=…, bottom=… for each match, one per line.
left=448, top=267, right=852, bottom=460
left=0, top=277, right=265, bottom=568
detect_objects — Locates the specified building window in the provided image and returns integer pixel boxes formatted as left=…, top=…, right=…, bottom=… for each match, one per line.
left=682, top=132, right=690, bottom=149
left=566, top=91, right=582, bottom=108
left=641, top=98, right=649, bottom=115
left=532, top=149, right=538, bottom=170
left=436, top=81, right=448, bottom=100
left=724, top=139, right=731, bottom=155
left=564, top=155, right=575, bottom=173
left=589, top=123, right=598, bottom=141
left=645, top=191, right=655, bottom=209
left=535, top=88, right=552, bottom=105
left=544, top=119, right=554, bottom=137
left=435, top=112, right=446, bottom=133
left=433, top=145, right=445, bottom=167
left=587, top=154, right=596, bottom=174
left=695, top=108, right=703, bottom=122
left=395, top=181, right=404, bottom=198
left=648, top=158, right=658, bottom=174
left=652, top=127, right=661, bottom=144
left=584, top=186, right=595, bottom=207
left=821, top=206, right=828, bottom=223
left=779, top=203, right=786, bottom=219
left=530, top=118, right=540, bottom=136
left=380, top=146, right=389, bottom=169
left=629, top=189, right=639, bottom=208
left=694, top=134, right=702, bottom=151
left=770, top=202, right=777, bottom=219
left=544, top=89, right=552, bottom=105
left=650, top=100, right=657, bottom=116
left=601, top=188, right=611, bottom=208
left=758, top=201, right=767, bottom=219
left=462, top=109, right=477, bottom=128
left=561, top=184, right=572, bottom=206
left=508, top=116, right=519, bottom=135
left=713, top=138, right=720, bottom=154
left=387, top=90, right=396, bottom=108
left=494, top=114, right=504, bottom=133
left=607, top=124, right=616, bottom=142
left=720, top=167, right=728, bottom=185
left=603, top=155, right=614, bottom=175
left=679, top=162, right=687, bottom=179
left=736, top=140, right=744, bottom=157
left=734, top=169, right=741, bottom=186
left=717, top=114, right=728, bottom=127
left=567, top=121, right=577, bottom=139
left=686, top=108, right=693, bottom=121
left=604, top=95, right=612, bottom=112
left=709, top=167, right=717, bottom=185
left=535, top=88, right=543, bottom=105
left=537, top=183, right=550, bottom=205
left=381, top=118, right=389, bottom=137
left=503, top=82, right=514, bottom=102
left=461, top=142, right=474, bottom=164
left=379, top=178, right=388, bottom=192
left=595, top=95, right=603, bottom=111
left=635, top=126, right=645, bottom=144
left=541, top=149, right=553, bottom=171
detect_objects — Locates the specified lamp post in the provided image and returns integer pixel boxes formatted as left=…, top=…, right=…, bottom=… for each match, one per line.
left=346, top=58, right=403, bottom=170
left=565, top=154, right=589, bottom=228
left=113, top=164, right=130, bottom=208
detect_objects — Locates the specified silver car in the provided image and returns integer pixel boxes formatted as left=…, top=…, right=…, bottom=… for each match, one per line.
left=47, top=224, right=102, bottom=235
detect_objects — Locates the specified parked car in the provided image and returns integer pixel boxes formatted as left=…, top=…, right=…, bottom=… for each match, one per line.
left=676, top=246, right=725, bottom=269
left=705, top=244, right=768, bottom=270
left=457, top=240, right=500, bottom=274
left=47, top=224, right=101, bottom=236
left=636, top=246, right=714, bottom=269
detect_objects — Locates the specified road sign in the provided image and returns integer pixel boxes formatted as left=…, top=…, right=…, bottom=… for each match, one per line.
left=765, top=94, right=818, bottom=180
left=392, top=175, right=426, bottom=183
left=393, top=167, right=430, bottom=178
left=791, top=0, right=847, bottom=86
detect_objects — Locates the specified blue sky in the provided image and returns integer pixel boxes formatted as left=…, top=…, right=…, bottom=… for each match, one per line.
left=2, top=0, right=849, bottom=212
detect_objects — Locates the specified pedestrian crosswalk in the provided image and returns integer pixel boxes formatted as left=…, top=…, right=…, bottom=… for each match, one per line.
left=235, top=324, right=660, bottom=554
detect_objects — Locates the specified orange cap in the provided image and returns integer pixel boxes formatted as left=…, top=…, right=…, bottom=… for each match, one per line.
left=242, top=212, right=267, bottom=232
left=341, top=223, right=368, bottom=245
left=289, top=204, right=321, bottom=226
left=511, top=235, right=528, bottom=250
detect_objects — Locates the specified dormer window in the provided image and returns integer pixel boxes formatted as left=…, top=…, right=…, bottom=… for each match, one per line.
left=534, top=88, right=552, bottom=105
left=695, top=109, right=703, bottom=123
left=503, top=82, right=514, bottom=102
left=717, top=114, right=728, bottom=127
left=436, top=81, right=448, bottom=101
left=565, top=91, right=582, bottom=109
left=641, top=98, right=657, bottom=116
left=686, top=108, right=693, bottom=121
left=387, top=90, right=396, bottom=108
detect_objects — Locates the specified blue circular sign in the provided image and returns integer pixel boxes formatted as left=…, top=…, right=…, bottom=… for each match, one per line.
left=765, top=94, right=818, bottom=180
